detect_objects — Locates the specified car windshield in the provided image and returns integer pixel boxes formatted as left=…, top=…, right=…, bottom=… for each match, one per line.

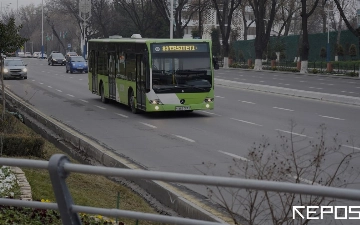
left=71, top=56, right=85, bottom=62
left=5, top=60, right=24, bottom=66
left=52, top=53, right=64, bottom=58
left=151, top=52, right=211, bottom=93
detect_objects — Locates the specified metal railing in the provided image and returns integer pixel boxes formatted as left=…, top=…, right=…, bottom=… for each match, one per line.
left=1, top=154, right=360, bottom=225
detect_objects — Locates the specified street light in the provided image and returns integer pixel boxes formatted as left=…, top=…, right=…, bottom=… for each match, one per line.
left=41, top=0, right=44, bottom=58
left=325, top=6, right=334, bottom=62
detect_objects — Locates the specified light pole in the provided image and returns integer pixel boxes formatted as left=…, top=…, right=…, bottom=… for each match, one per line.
left=325, top=6, right=334, bottom=62
left=41, top=0, right=44, bottom=58
left=170, top=0, right=173, bottom=39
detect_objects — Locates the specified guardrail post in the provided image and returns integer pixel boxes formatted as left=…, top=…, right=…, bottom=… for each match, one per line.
left=48, top=154, right=82, bottom=225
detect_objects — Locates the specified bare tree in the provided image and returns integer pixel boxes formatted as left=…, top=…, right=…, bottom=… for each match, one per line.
left=248, top=0, right=277, bottom=70
left=276, top=0, right=301, bottom=36
left=211, top=0, right=242, bottom=68
left=240, top=0, right=255, bottom=41
left=299, top=0, right=321, bottom=73
left=198, top=122, right=360, bottom=224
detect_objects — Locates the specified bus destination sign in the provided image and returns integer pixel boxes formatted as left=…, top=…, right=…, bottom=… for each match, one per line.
left=152, top=43, right=208, bottom=53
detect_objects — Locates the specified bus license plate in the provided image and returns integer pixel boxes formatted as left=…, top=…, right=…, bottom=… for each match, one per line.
left=175, top=106, right=191, bottom=111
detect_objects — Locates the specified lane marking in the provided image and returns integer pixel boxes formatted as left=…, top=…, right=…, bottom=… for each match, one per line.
left=79, top=79, right=83, bottom=80
left=273, top=107, right=294, bottom=112
left=56, top=89, right=62, bottom=92
left=320, top=83, right=334, bottom=86
left=47, top=86, right=52, bottom=88
left=79, top=99, right=88, bottom=103
left=319, top=115, right=345, bottom=120
left=278, top=83, right=290, bottom=85
left=66, top=94, right=74, bottom=97
left=309, top=87, right=323, bottom=90
left=218, top=150, right=250, bottom=161
left=348, top=82, right=356, bottom=84
left=139, top=122, right=157, bottom=129
left=272, top=78, right=278, bottom=79
left=299, top=81, right=306, bottom=82
left=230, top=118, right=262, bottom=126
left=342, top=145, right=360, bottom=151
left=259, top=81, right=265, bottom=82
left=341, top=91, right=356, bottom=94
left=31, top=80, right=35, bottom=81
left=115, top=113, right=128, bottom=118
left=234, top=77, right=239, bottom=79
left=317, top=79, right=324, bottom=81
left=240, top=100, right=255, bottom=104
left=94, top=105, right=106, bottom=110
left=39, top=82, right=43, bottom=84
left=215, top=96, right=225, bottom=98
left=173, top=135, right=195, bottom=143
left=275, top=129, right=312, bottom=138
left=199, top=110, right=221, bottom=116
left=356, top=87, right=360, bottom=88
left=287, top=175, right=321, bottom=186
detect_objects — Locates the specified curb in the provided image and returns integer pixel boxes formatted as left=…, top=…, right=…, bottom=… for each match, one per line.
left=10, top=167, right=32, bottom=201
left=219, top=67, right=360, bottom=80
left=215, top=78, right=360, bottom=106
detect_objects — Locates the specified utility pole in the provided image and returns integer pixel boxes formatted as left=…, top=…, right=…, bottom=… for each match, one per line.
left=170, top=0, right=173, bottom=39
left=79, top=0, right=91, bottom=58
left=198, top=0, right=201, bottom=39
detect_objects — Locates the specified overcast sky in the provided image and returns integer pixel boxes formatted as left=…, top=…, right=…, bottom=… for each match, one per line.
left=1, top=0, right=43, bottom=10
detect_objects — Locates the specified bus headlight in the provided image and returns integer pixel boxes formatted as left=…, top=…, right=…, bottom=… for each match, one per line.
left=155, top=106, right=160, bottom=110
left=149, top=99, right=163, bottom=105
left=204, top=97, right=214, bottom=103
left=3, top=68, right=8, bottom=73
left=206, top=104, right=210, bottom=108
left=22, top=68, right=27, bottom=72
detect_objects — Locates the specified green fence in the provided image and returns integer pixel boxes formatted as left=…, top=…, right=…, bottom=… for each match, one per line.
left=231, top=30, right=360, bottom=62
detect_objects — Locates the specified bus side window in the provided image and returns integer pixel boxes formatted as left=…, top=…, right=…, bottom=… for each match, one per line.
left=126, top=53, right=136, bottom=81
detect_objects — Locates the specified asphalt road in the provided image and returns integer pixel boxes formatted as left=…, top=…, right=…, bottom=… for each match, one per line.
left=4, top=58, right=360, bottom=223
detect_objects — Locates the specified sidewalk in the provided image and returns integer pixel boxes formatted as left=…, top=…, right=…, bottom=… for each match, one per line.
left=215, top=68, right=360, bottom=106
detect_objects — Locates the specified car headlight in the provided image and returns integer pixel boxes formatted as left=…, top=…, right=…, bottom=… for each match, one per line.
left=72, top=63, right=76, bottom=66
left=149, top=99, right=163, bottom=105
left=52, top=59, right=56, bottom=61
left=3, top=68, right=8, bottom=73
left=204, top=97, right=214, bottom=103
left=22, top=68, right=27, bottom=72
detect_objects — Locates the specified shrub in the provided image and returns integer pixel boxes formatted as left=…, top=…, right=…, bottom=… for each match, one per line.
left=349, top=44, right=357, bottom=59
left=312, top=68, right=318, bottom=74
left=3, top=134, right=45, bottom=158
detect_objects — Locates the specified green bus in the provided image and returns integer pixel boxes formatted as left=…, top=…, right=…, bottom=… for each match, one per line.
left=88, top=34, right=217, bottom=113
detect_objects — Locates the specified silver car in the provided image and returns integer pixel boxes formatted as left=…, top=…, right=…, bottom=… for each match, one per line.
left=3, top=58, right=28, bottom=79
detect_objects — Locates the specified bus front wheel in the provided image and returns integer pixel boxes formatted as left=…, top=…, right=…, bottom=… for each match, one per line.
left=100, top=83, right=109, bottom=103
left=129, top=91, right=138, bottom=114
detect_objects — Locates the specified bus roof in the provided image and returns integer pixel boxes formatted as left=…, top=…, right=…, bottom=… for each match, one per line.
left=88, top=38, right=211, bottom=44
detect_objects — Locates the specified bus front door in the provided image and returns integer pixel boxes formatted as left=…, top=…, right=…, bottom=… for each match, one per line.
left=136, top=54, right=146, bottom=110
left=108, top=52, right=116, bottom=99
left=90, top=50, right=97, bottom=93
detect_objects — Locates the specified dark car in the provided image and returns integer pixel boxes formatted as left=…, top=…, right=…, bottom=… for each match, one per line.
left=3, top=58, right=27, bottom=79
left=48, top=52, right=66, bottom=66
left=66, top=56, right=88, bottom=73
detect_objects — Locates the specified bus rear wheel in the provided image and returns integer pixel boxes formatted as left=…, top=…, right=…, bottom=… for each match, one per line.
left=129, top=91, right=138, bottom=114
left=100, top=83, right=109, bottom=103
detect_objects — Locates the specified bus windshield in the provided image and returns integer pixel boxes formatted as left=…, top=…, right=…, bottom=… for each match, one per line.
left=151, top=52, right=212, bottom=93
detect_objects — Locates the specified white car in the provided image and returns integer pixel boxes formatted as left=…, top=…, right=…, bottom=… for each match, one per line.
left=37, top=53, right=47, bottom=59
left=25, top=52, right=32, bottom=58
left=17, top=52, right=25, bottom=58
left=33, top=52, right=40, bottom=58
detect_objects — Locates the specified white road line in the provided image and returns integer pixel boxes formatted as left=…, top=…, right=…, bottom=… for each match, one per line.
left=240, top=100, right=255, bottom=104
left=356, top=87, right=360, bottom=89
left=287, top=174, right=321, bottom=186
left=259, top=81, right=265, bottom=82
left=299, top=81, right=306, bottom=82
left=79, top=79, right=83, bottom=80
left=39, top=82, right=43, bottom=84
left=230, top=118, right=262, bottom=126
left=273, top=107, right=294, bottom=112
left=66, top=94, right=75, bottom=97
left=115, top=113, right=128, bottom=118
left=139, top=122, right=157, bottom=129
left=319, top=115, right=345, bottom=120
left=272, top=78, right=278, bottom=79
left=173, top=135, right=195, bottom=143
left=94, top=105, right=106, bottom=110
left=275, top=129, right=311, bottom=138
left=234, top=77, right=239, bottom=79
left=70, top=77, right=73, bottom=78
left=56, top=89, right=62, bottom=92
left=309, top=87, right=323, bottom=90
left=215, top=96, right=225, bottom=98
left=294, top=77, right=301, bottom=79
left=31, top=80, right=35, bottom=81
left=273, top=75, right=278, bottom=76
left=199, top=110, right=221, bottom=116
left=341, top=91, right=356, bottom=94
left=47, top=86, right=52, bottom=88
left=241, top=79, right=247, bottom=81
left=317, top=79, right=324, bottom=81
left=218, top=150, right=250, bottom=161
left=348, top=82, right=356, bottom=84
left=342, top=145, right=360, bottom=151
left=79, top=99, right=88, bottom=103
